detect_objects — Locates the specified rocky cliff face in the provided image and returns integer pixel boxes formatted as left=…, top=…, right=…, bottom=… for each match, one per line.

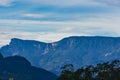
left=1, top=36, right=120, bottom=74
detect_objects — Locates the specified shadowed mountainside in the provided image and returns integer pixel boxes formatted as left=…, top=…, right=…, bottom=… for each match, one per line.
left=0, top=53, right=57, bottom=80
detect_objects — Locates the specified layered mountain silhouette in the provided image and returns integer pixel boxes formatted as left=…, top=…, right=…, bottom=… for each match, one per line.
left=0, top=36, right=120, bottom=74
left=0, top=53, right=57, bottom=80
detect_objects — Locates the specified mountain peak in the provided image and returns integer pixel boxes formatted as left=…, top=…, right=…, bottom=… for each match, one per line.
left=11, top=38, right=23, bottom=42
left=10, top=38, right=24, bottom=45
left=4, top=55, right=31, bottom=67
left=0, top=55, right=57, bottom=80
left=10, top=38, right=46, bottom=44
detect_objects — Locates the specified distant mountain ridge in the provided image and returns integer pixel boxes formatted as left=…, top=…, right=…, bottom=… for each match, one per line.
left=0, top=36, right=120, bottom=74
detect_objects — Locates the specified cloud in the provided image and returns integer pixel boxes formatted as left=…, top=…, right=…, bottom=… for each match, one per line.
left=0, top=13, right=120, bottom=33
left=0, top=0, right=119, bottom=21
left=0, top=13, right=120, bottom=35
left=0, top=0, right=14, bottom=6
left=1, top=0, right=120, bottom=7
left=58, top=27, right=77, bottom=32
left=23, top=0, right=98, bottom=7
left=21, top=13, right=47, bottom=18
left=0, top=0, right=120, bottom=47
left=0, top=13, right=120, bottom=47
left=96, top=0, right=120, bottom=6
left=17, top=0, right=120, bottom=8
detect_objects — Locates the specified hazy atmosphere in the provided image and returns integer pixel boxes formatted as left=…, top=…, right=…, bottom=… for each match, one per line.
left=0, top=0, right=120, bottom=47
left=0, top=1, right=120, bottom=80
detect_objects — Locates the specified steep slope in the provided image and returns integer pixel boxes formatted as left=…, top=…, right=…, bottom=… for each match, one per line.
left=0, top=36, right=120, bottom=74
left=0, top=52, right=3, bottom=60
left=0, top=53, right=57, bottom=80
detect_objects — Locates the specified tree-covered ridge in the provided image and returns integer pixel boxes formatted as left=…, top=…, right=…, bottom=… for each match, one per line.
left=57, top=60, right=120, bottom=80
left=0, top=52, right=57, bottom=80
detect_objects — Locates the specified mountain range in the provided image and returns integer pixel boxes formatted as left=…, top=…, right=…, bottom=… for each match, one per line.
left=0, top=36, right=120, bottom=74
left=0, top=53, right=57, bottom=80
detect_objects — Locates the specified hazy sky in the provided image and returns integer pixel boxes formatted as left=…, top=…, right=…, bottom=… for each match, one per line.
left=0, top=0, right=120, bottom=47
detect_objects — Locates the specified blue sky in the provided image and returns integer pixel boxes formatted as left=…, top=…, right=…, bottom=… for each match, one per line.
left=0, top=0, right=120, bottom=46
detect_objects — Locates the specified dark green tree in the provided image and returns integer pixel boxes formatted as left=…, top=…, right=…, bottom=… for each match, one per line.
left=57, top=64, right=74, bottom=80
left=57, top=60, right=120, bottom=80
